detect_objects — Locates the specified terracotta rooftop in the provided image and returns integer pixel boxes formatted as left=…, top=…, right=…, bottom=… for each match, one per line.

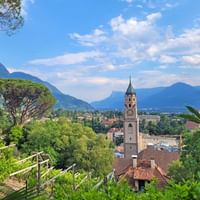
left=138, top=148, right=180, bottom=174
left=185, top=121, right=200, bottom=130
left=113, top=147, right=179, bottom=178
left=113, top=158, right=132, bottom=176
left=124, top=160, right=169, bottom=188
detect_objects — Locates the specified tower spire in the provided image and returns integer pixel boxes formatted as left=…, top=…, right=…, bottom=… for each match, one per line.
left=126, top=76, right=135, bottom=95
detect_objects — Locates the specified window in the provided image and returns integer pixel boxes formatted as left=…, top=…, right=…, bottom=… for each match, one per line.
left=128, top=123, right=133, bottom=135
left=128, top=123, right=133, bottom=127
left=129, top=104, right=131, bottom=108
left=139, top=180, right=145, bottom=192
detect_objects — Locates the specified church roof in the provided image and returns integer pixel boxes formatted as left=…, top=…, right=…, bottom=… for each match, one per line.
left=113, top=147, right=179, bottom=177
left=126, top=78, right=135, bottom=95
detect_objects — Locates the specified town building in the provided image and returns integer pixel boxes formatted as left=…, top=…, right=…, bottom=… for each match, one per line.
left=124, top=78, right=140, bottom=158
left=139, top=115, right=160, bottom=124
left=113, top=147, right=179, bottom=190
left=113, top=78, right=180, bottom=190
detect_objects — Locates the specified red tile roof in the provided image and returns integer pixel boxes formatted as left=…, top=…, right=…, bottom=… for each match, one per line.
left=113, top=158, right=132, bottom=176
left=185, top=121, right=200, bottom=130
left=138, top=148, right=179, bottom=174
left=113, top=147, right=179, bottom=187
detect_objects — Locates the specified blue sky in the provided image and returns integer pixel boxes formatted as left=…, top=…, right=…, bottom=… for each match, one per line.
left=1, top=0, right=200, bottom=101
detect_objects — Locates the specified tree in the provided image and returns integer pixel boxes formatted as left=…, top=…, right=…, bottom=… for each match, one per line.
left=168, top=106, right=200, bottom=182
left=0, top=0, right=23, bottom=34
left=0, top=108, right=10, bottom=133
left=0, top=79, right=55, bottom=127
left=180, top=106, right=200, bottom=123
left=168, top=129, right=200, bottom=183
left=21, top=118, right=114, bottom=176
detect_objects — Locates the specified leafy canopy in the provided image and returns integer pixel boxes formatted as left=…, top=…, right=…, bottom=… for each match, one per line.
left=180, top=106, right=200, bottom=124
left=0, top=78, right=56, bottom=126
left=0, top=0, right=23, bottom=34
left=21, top=118, right=114, bottom=176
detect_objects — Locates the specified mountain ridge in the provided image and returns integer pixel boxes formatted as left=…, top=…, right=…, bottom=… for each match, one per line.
left=91, top=82, right=200, bottom=112
left=0, top=64, right=93, bottom=111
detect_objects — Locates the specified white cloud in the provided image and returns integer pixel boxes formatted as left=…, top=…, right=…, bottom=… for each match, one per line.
left=110, top=13, right=161, bottom=36
left=125, top=0, right=133, bottom=3
left=182, top=55, right=200, bottom=65
left=48, top=74, right=128, bottom=101
left=132, top=69, right=200, bottom=90
left=70, top=29, right=107, bottom=47
left=155, top=28, right=200, bottom=56
left=159, top=55, right=178, bottom=64
left=26, top=12, right=200, bottom=101
left=29, top=51, right=102, bottom=66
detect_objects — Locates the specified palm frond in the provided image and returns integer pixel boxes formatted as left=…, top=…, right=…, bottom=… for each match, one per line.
left=179, top=114, right=200, bottom=123
left=186, top=106, right=200, bottom=119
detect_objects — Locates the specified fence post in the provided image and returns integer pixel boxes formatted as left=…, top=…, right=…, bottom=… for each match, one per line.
left=72, top=163, right=76, bottom=190
left=37, top=153, right=41, bottom=194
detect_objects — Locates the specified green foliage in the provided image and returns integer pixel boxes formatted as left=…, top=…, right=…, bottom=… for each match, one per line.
left=34, top=178, right=200, bottom=200
left=168, top=160, right=187, bottom=183
left=9, top=126, right=23, bottom=144
left=0, top=78, right=55, bottom=127
left=0, top=0, right=24, bottom=34
left=0, top=108, right=10, bottom=134
left=169, top=129, right=200, bottom=183
left=21, top=118, right=114, bottom=176
left=52, top=110, right=123, bottom=134
left=0, top=146, right=16, bottom=182
left=140, top=115, right=186, bottom=135
left=180, top=106, right=200, bottom=123
left=181, top=130, right=200, bottom=181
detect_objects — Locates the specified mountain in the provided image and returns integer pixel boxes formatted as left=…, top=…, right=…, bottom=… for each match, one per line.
left=0, top=64, right=93, bottom=111
left=140, top=82, right=200, bottom=112
left=0, top=63, right=9, bottom=76
left=91, top=87, right=165, bottom=111
left=91, top=91, right=124, bottom=110
left=91, top=82, right=200, bottom=112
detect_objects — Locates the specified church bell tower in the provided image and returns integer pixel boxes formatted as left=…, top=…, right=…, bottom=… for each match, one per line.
left=124, top=77, right=140, bottom=158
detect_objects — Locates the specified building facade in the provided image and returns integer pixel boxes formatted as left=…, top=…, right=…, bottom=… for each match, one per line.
left=124, top=78, right=140, bottom=158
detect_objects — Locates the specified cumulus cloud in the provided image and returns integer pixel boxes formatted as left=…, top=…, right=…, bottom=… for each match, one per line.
left=159, top=55, right=178, bottom=64
left=70, top=29, right=107, bottom=47
left=110, top=13, right=161, bottom=36
left=182, top=55, right=200, bottom=66
left=27, top=10, right=200, bottom=100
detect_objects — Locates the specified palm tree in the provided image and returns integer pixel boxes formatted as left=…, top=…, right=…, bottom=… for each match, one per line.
left=180, top=106, right=200, bottom=123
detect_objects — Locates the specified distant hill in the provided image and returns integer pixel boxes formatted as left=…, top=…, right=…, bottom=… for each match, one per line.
left=0, top=63, right=9, bottom=76
left=91, top=82, right=200, bottom=112
left=0, top=64, right=93, bottom=111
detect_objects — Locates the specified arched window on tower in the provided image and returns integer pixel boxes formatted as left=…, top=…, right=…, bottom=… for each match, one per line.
left=128, top=123, right=133, bottom=127
left=128, top=123, right=133, bottom=134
